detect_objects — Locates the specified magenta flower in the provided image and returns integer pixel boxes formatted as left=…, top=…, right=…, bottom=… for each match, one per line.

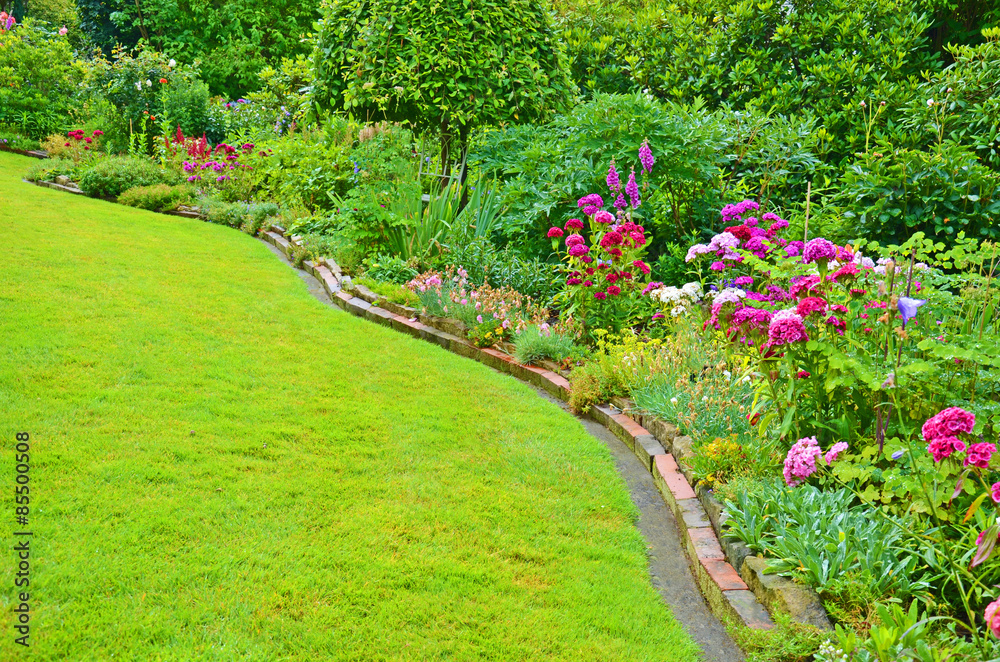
left=965, top=443, right=996, bottom=469
left=922, top=407, right=975, bottom=441
left=568, top=244, right=590, bottom=257
left=600, top=230, right=623, bottom=247
left=607, top=285, right=621, bottom=296
left=606, top=160, right=620, bottom=192
left=577, top=193, right=604, bottom=210
left=633, top=259, right=650, bottom=275
left=642, top=281, right=664, bottom=296
left=594, top=291, right=607, bottom=300
left=565, top=234, right=585, bottom=247
left=547, top=227, right=564, bottom=238
left=567, top=277, right=582, bottom=286
left=565, top=218, right=584, bottom=230
left=796, top=296, right=827, bottom=317
left=624, top=168, right=640, bottom=208
left=767, top=309, right=809, bottom=347
left=594, top=210, right=615, bottom=224
left=639, top=139, right=655, bottom=174
left=986, top=601, right=1000, bottom=639
left=928, top=436, right=966, bottom=462
left=614, top=194, right=627, bottom=210
left=802, top=238, right=838, bottom=264
left=709, top=261, right=725, bottom=271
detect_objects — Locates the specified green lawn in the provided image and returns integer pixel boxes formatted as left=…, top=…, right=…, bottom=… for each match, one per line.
left=0, top=152, right=700, bottom=661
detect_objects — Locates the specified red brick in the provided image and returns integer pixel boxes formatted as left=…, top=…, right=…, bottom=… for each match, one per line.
left=655, top=454, right=679, bottom=475
left=664, top=472, right=696, bottom=500
left=336, top=291, right=352, bottom=302
left=540, top=371, right=570, bottom=389
left=522, top=364, right=548, bottom=376
left=702, top=560, right=747, bottom=590
left=688, top=527, right=725, bottom=561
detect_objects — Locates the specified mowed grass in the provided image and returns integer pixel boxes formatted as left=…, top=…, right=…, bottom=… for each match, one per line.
left=0, top=151, right=701, bottom=661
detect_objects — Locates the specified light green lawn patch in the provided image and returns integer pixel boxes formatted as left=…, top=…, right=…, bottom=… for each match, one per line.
left=0, top=152, right=701, bottom=661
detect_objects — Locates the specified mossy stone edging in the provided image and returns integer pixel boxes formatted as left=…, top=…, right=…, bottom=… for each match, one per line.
left=262, top=227, right=795, bottom=634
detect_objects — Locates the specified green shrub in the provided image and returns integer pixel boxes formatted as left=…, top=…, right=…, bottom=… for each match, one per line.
left=198, top=197, right=279, bottom=228
left=78, top=157, right=178, bottom=198
left=355, top=278, right=420, bottom=307
left=161, top=77, right=210, bottom=138
left=361, top=253, right=418, bottom=284
left=23, top=157, right=78, bottom=183
left=117, top=184, right=193, bottom=211
left=834, top=141, right=1000, bottom=240
left=513, top=325, right=584, bottom=365
left=444, top=237, right=558, bottom=302
left=0, top=20, right=85, bottom=139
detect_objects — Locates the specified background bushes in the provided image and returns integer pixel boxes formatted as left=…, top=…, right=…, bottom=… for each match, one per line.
left=78, top=157, right=179, bottom=197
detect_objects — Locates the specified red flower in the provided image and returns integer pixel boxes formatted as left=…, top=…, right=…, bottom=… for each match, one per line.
left=159, top=78, right=167, bottom=84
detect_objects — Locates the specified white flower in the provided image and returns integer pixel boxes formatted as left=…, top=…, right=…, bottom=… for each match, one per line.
left=146, top=79, right=152, bottom=87
left=702, top=396, right=709, bottom=402
left=927, top=98, right=934, bottom=107
left=135, top=81, right=142, bottom=91
left=670, top=305, right=686, bottom=317
left=168, top=59, right=176, bottom=68
left=670, top=397, right=678, bottom=405
left=723, top=370, right=731, bottom=379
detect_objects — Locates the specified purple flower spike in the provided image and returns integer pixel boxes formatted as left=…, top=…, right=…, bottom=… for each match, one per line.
left=625, top=169, right=640, bottom=208
left=639, top=139, right=654, bottom=174
left=607, top=160, right=620, bottom=193
left=614, top=194, right=627, bottom=210
left=898, top=297, right=927, bottom=327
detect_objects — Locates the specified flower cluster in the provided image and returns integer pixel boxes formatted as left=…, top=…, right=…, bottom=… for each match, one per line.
left=685, top=202, right=791, bottom=270
left=166, top=127, right=257, bottom=185
left=0, top=11, right=16, bottom=31
left=922, top=407, right=983, bottom=464
left=783, top=436, right=847, bottom=487
left=648, top=282, right=702, bottom=318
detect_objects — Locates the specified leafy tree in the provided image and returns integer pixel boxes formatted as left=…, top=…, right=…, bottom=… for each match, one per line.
left=311, top=0, right=575, bottom=167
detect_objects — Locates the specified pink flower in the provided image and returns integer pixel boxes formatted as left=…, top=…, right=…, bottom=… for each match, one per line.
left=825, top=442, right=848, bottom=464
left=607, top=285, right=621, bottom=296
left=985, top=600, right=1000, bottom=638
left=965, top=443, right=996, bottom=469
left=767, top=310, right=809, bottom=347
left=927, top=436, right=967, bottom=463
left=567, top=277, right=582, bottom=285
left=796, top=296, right=827, bottom=317
left=476, top=314, right=483, bottom=323
left=993, top=483, right=1000, bottom=504
left=632, top=259, right=650, bottom=275
left=710, top=261, right=725, bottom=271
left=59, top=25, right=68, bottom=35
left=547, top=226, right=564, bottom=238
left=783, top=437, right=822, bottom=487
left=594, top=210, right=615, bottom=224
left=565, top=234, right=585, bottom=247
left=583, top=280, right=593, bottom=287
left=802, top=238, right=838, bottom=264
left=568, top=244, right=590, bottom=257
left=922, top=407, right=976, bottom=441
left=594, top=291, right=607, bottom=300
left=600, top=230, right=623, bottom=247
left=565, top=218, right=584, bottom=230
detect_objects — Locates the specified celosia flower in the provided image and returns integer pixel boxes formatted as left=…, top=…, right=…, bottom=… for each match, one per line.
left=639, top=139, right=655, bottom=174
left=565, top=218, right=584, bottom=230
left=783, top=437, right=823, bottom=487
left=802, top=238, right=838, bottom=264
left=825, top=442, right=848, bottom=464
left=547, top=227, right=564, bottom=238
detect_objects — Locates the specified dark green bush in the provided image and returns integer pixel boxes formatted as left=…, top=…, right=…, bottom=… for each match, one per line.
left=161, top=77, right=210, bottom=138
left=361, top=254, right=418, bottom=285
left=78, top=157, right=179, bottom=198
left=118, top=183, right=193, bottom=211
left=834, top=141, right=1000, bottom=240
